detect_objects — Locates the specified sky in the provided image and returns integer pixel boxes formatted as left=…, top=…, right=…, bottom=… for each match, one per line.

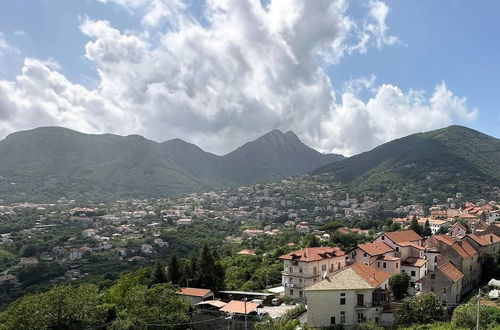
left=0, top=0, right=498, bottom=156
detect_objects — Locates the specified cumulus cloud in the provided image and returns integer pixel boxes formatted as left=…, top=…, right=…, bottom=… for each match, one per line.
left=0, top=0, right=477, bottom=156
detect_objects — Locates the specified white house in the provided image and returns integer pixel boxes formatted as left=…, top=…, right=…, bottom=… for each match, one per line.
left=280, top=247, right=347, bottom=301
left=305, top=264, right=392, bottom=328
left=141, top=244, right=153, bottom=254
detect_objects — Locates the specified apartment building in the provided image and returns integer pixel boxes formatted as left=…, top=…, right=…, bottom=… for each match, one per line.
left=280, top=247, right=347, bottom=301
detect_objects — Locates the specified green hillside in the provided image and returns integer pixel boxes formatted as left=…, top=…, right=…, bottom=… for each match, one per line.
left=0, top=127, right=343, bottom=202
left=314, top=125, right=500, bottom=202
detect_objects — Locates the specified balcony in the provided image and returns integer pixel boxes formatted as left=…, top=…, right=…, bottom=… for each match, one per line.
left=281, top=271, right=321, bottom=279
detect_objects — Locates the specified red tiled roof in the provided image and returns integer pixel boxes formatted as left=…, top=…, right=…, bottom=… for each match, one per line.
left=358, top=242, right=394, bottom=256
left=383, top=230, right=422, bottom=244
left=432, top=234, right=456, bottom=246
left=376, top=255, right=401, bottom=261
left=398, top=241, right=425, bottom=250
left=437, top=262, right=464, bottom=282
left=219, top=300, right=259, bottom=314
left=178, top=287, right=213, bottom=297
left=468, top=233, right=500, bottom=246
left=460, top=241, right=478, bottom=258
left=279, top=247, right=345, bottom=262
left=350, top=264, right=391, bottom=288
left=402, top=257, right=428, bottom=267
left=237, top=249, right=256, bottom=255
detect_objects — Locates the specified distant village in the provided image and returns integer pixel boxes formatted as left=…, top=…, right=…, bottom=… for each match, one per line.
left=0, top=176, right=499, bottom=328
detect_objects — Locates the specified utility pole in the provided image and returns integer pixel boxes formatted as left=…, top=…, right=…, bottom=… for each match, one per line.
left=476, top=288, right=481, bottom=330
left=244, top=298, right=248, bottom=330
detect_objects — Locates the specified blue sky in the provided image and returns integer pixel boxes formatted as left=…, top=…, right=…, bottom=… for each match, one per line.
left=0, top=0, right=498, bottom=155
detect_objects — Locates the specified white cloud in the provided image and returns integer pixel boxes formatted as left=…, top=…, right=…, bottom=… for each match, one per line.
left=0, top=0, right=477, bottom=157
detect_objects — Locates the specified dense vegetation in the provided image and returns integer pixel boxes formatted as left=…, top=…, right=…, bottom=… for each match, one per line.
left=314, top=125, right=500, bottom=204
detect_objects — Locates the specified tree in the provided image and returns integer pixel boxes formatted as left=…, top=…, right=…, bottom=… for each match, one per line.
left=423, top=220, right=432, bottom=237
left=196, top=243, right=225, bottom=290
left=389, top=272, right=410, bottom=300
left=452, top=302, right=500, bottom=329
left=308, top=235, right=320, bottom=247
left=167, top=254, right=182, bottom=285
left=151, top=260, right=168, bottom=284
left=0, top=284, right=109, bottom=330
left=410, top=216, right=423, bottom=236
left=395, top=292, right=443, bottom=327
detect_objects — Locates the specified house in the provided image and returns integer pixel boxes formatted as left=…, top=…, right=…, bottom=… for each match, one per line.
left=421, top=261, right=463, bottom=306
left=465, top=233, right=500, bottom=256
left=0, top=274, right=18, bottom=285
left=351, top=242, right=400, bottom=276
left=448, top=222, right=467, bottom=238
left=141, top=244, right=153, bottom=254
left=373, top=230, right=427, bottom=285
left=176, top=218, right=192, bottom=226
left=19, top=257, right=39, bottom=265
left=280, top=247, right=347, bottom=301
left=178, top=287, right=214, bottom=305
left=485, top=210, right=500, bottom=224
left=69, top=250, right=83, bottom=260
left=425, top=234, right=480, bottom=296
left=305, top=264, right=391, bottom=328
left=82, top=229, right=97, bottom=237
left=296, top=221, right=310, bottom=234
left=237, top=249, right=256, bottom=256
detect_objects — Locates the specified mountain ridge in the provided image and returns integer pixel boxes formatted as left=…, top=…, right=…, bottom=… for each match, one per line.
left=0, top=126, right=343, bottom=202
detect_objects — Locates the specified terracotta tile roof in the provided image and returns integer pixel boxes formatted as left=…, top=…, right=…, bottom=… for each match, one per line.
left=437, top=262, right=464, bottom=282
left=398, top=241, right=425, bottom=250
left=237, top=249, right=256, bottom=255
left=376, top=255, right=401, bottom=261
left=195, top=300, right=227, bottom=308
left=459, top=240, right=478, bottom=258
left=279, top=247, right=345, bottom=262
left=402, top=257, right=428, bottom=267
left=383, top=230, right=422, bottom=244
left=351, top=263, right=391, bottom=288
left=178, top=287, right=213, bottom=297
left=432, top=234, right=456, bottom=246
left=357, top=242, right=394, bottom=256
left=219, top=300, right=259, bottom=314
left=306, top=264, right=390, bottom=291
left=468, top=233, right=500, bottom=246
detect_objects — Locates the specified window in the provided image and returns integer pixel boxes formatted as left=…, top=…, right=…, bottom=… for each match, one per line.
left=313, top=267, right=317, bottom=275
left=363, top=252, right=368, bottom=257
left=340, top=297, right=346, bottom=305
left=411, top=270, right=416, bottom=277
left=430, top=287, right=434, bottom=292
left=383, top=262, right=387, bottom=269
left=434, top=256, right=438, bottom=263
left=299, top=278, right=303, bottom=284
left=395, top=247, right=399, bottom=252
left=330, top=317, right=336, bottom=325
left=431, top=274, right=435, bottom=279
left=290, top=289, right=294, bottom=296
left=340, top=293, right=345, bottom=296
left=357, top=312, right=365, bottom=323
left=396, top=262, right=399, bottom=269
left=340, top=311, right=346, bottom=323
left=299, top=268, right=302, bottom=273
left=299, top=291, right=303, bottom=298
left=357, top=294, right=364, bottom=307
left=381, top=236, right=385, bottom=240
left=322, top=264, right=327, bottom=271
left=443, top=288, right=447, bottom=293
left=377, top=262, right=380, bottom=267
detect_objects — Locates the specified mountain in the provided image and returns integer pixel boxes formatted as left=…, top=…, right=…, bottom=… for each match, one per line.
left=0, top=127, right=343, bottom=202
left=313, top=125, right=500, bottom=201
left=219, top=130, right=344, bottom=185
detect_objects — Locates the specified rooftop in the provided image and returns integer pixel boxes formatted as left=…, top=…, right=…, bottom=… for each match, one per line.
left=178, top=287, right=213, bottom=297
left=219, top=300, right=260, bottom=314
left=357, top=242, right=394, bottom=256
left=280, top=246, right=345, bottom=262
left=382, top=230, right=422, bottom=244
left=306, top=264, right=390, bottom=291
left=437, top=262, right=464, bottom=282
